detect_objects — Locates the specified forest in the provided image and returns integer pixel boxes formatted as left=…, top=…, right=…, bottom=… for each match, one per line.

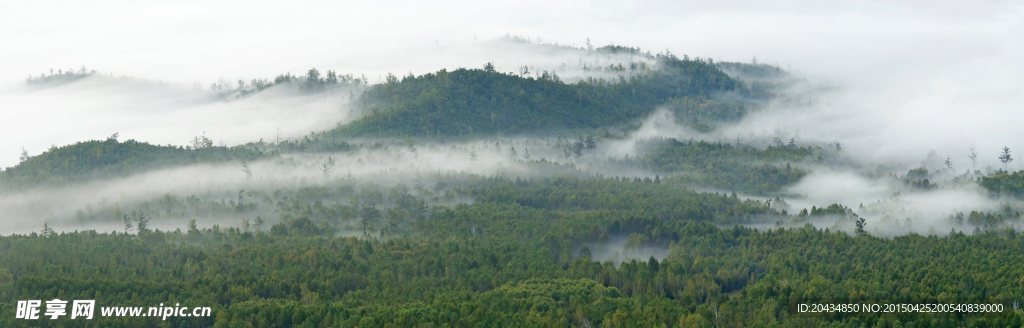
left=335, top=54, right=757, bottom=137
left=4, top=38, right=1024, bottom=328
left=1, top=175, right=1022, bottom=327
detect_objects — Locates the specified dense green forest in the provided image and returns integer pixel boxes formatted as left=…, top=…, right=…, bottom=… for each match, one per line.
left=1, top=175, right=1022, bottom=327
left=335, top=54, right=762, bottom=137
left=978, top=169, right=1024, bottom=197
left=0, top=134, right=357, bottom=190
left=620, top=138, right=814, bottom=194
left=1, top=136, right=263, bottom=190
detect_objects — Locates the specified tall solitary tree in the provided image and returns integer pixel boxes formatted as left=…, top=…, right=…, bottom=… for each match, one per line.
left=122, top=213, right=133, bottom=240
left=855, top=217, right=866, bottom=237
left=240, top=161, right=253, bottom=185
left=360, top=202, right=379, bottom=235
left=968, top=147, right=978, bottom=168
left=135, top=211, right=149, bottom=234
left=19, top=147, right=29, bottom=163
left=999, top=146, right=1013, bottom=170
left=320, top=156, right=336, bottom=180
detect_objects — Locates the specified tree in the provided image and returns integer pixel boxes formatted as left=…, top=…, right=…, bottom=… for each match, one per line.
left=855, top=217, right=866, bottom=236
left=469, top=150, right=478, bottom=161
left=508, top=147, right=517, bottom=161
left=999, top=146, right=1013, bottom=170
left=944, top=156, right=953, bottom=170
left=254, top=216, right=265, bottom=232
left=787, top=137, right=796, bottom=148
left=135, top=211, right=149, bottom=234
left=190, top=134, right=213, bottom=150
left=578, top=244, right=592, bottom=259
left=320, top=157, right=335, bottom=180
left=483, top=62, right=495, bottom=73
left=522, top=148, right=530, bottom=160
left=19, top=147, right=29, bottom=163
left=122, top=213, right=133, bottom=240
left=305, top=68, right=321, bottom=90
left=360, top=202, right=379, bottom=235
left=240, top=161, right=253, bottom=185
left=968, top=147, right=978, bottom=168
left=41, top=223, right=54, bottom=237
left=325, top=70, right=338, bottom=84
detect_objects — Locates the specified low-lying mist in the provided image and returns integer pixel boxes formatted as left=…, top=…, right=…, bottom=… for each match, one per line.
left=1, top=74, right=360, bottom=169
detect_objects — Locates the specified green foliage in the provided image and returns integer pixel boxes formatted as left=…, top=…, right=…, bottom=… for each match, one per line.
left=635, top=138, right=812, bottom=193
left=0, top=137, right=264, bottom=189
left=979, top=169, right=1024, bottom=197
left=3, top=213, right=1023, bottom=327
left=337, top=54, right=751, bottom=137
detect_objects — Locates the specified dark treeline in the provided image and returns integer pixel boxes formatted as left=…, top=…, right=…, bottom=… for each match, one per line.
left=978, top=169, right=1024, bottom=197
left=1, top=133, right=358, bottom=190
left=1, top=135, right=263, bottom=190
left=2, top=187, right=1023, bottom=327
left=619, top=138, right=814, bottom=194
left=335, top=54, right=763, bottom=137
left=231, top=68, right=368, bottom=97
left=25, top=67, right=97, bottom=85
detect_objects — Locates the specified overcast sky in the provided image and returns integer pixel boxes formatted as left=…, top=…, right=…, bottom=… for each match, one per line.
left=1, top=0, right=1021, bottom=168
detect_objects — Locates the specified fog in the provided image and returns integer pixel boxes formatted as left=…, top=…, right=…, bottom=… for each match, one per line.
left=4, top=0, right=1020, bottom=168
left=2, top=0, right=1022, bottom=237
left=1, top=75, right=359, bottom=169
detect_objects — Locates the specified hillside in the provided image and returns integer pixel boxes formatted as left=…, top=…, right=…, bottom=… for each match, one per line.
left=336, top=54, right=758, bottom=137
left=1, top=136, right=265, bottom=190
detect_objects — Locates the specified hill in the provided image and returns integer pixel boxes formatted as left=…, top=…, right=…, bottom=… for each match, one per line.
left=335, top=54, right=761, bottom=137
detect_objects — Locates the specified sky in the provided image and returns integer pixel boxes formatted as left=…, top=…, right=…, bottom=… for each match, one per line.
left=1, top=0, right=1022, bottom=169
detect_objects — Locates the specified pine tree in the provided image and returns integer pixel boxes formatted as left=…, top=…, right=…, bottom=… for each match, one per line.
left=999, top=146, right=1013, bottom=171
left=855, top=217, right=866, bottom=236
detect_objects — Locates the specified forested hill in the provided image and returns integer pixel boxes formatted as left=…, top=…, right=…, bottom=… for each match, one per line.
left=0, top=137, right=265, bottom=190
left=979, top=169, right=1024, bottom=198
left=336, top=54, right=760, bottom=137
